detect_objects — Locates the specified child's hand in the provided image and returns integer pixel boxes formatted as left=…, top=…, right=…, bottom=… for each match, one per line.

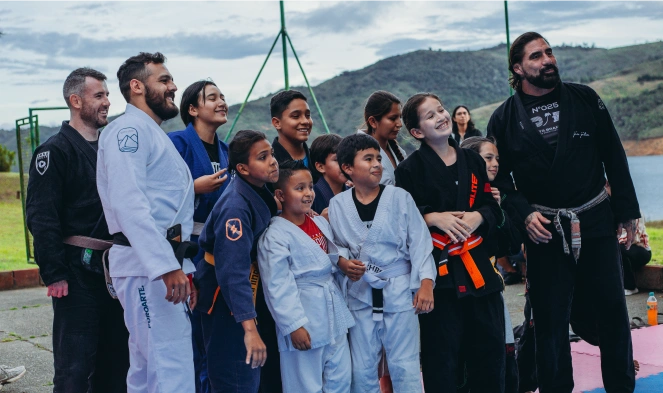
left=306, top=209, right=319, bottom=218
left=338, top=257, right=366, bottom=281
left=243, top=326, right=267, bottom=369
left=425, top=211, right=471, bottom=243
left=193, top=169, right=228, bottom=194
left=290, top=327, right=312, bottom=351
left=491, top=187, right=501, bottom=205
left=320, top=207, right=329, bottom=222
left=461, top=211, right=484, bottom=234
left=413, top=279, right=434, bottom=314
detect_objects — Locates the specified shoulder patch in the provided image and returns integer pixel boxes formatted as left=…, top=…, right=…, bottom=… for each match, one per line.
left=117, top=127, right=139, bottom=153
left=598, top=98, right=606, bottom=110
left=226, top=218, right=243, bottom=241
left=35, top=151, right=50, bottom=175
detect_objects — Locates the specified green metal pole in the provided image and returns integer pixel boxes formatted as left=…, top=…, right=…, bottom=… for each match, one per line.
left=224, top=32, right=282, bottom=143
left=16, top=118, right=31, bottom=262
left=28, top=109, right=36, bottom=152
left=285, top=33, right=330, bottom=134
left=280, top=0, right=289, bottom=90
left=28, top=107, right=68, bottom=149
left=504, top=1, right=513, bottom=96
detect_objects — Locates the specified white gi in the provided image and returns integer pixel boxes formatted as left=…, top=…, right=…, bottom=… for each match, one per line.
left=97, top=104, right=196, bottom=393
left=328, top=185, right=436, bottom=393
left=258, top=216, right=355, bottom=393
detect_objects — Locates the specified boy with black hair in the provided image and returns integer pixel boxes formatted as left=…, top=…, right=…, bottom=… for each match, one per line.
left=310, top=133, right=348, bottom=216
left=328, top=133, right=436, bottom=392
left=258, top=160, right=354, bottom=392
left=270, top=89, right=317, bottom=181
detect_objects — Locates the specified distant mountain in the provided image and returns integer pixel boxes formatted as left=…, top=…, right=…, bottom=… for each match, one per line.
left=3, top=41, right=663, bottom=172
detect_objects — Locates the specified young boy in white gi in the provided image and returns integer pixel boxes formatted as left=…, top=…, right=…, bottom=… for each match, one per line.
left=329, top=133, right=436, bottom=393
left=258, top=161, right=355, bottom=393
left=97, top=52, right=195, bottom=393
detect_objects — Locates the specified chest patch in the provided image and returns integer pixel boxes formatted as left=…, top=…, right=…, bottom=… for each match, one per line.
left=117, top=127, right=139, bottom=153
left=36, top=151, right=50, bottom=175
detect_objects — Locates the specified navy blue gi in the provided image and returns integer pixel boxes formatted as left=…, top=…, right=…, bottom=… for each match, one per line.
left=197, top=175, right=276, bottom=393
left=168, top=123, right=230, bottom=393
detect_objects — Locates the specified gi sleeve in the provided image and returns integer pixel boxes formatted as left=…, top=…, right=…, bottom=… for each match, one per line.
left=99, top=124, right=181, bottom=280
left=591, top=90, right=641, bottom=223
left=328, top=199, right=351, bottom=261
left=26, top=145, right=71, bottom=286
left=257, top=229, right=309, bottom=335
left=212, top=205, right=257, bottom=322
left=472, top=154, right=502, bottom=236
left=486, top=111, right=536, bottom=224
left=403, top=192, right=437, bottom=290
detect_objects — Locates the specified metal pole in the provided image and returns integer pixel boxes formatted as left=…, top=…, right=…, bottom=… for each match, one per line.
left=504, top=1, right=513, bottom=96
left=16, top=118, right=32, bottom=262
left=28, top=109, right=36, bottom=153
left=28, top=107, right=68, bottom=149
left=280, top=0, right=289, bottom=90
left=224, top=32, right=282, bottom=143
left=285, top=34, right=331, bottom=134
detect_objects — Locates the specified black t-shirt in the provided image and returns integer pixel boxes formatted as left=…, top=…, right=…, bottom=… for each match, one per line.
left=202, top=140, right=222, bottom=173
left=352, top=184, right=386, bottom=229
left=520, top=87, right=561, bottom=148
left=89, top=140, right=99, bottom=152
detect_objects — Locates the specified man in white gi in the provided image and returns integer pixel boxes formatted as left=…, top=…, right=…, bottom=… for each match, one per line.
left=97, top=52, right=196, bottom=393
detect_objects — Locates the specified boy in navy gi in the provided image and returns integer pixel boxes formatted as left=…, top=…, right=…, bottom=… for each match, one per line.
left=310, top=133, right=348, bottom=218
left=258, top=161, right=354, bottom=392
left=329, top=133, right=436, bottom=392
left=197, top=130, right=279, bottom=393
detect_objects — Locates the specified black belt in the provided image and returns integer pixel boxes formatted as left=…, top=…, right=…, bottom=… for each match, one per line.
left=112, top=232, right=199, bottom=267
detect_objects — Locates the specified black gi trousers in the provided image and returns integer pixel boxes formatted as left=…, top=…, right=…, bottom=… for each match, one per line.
left=620, top=243, right=651, bottom=291
left=51, top=278, right=129, bottom=393
left=420, top=288, right=506, bottom=393
left=527, top=234, right=635, bottom=393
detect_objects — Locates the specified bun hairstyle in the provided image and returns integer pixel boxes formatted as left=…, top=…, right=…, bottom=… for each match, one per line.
left=363, top=91, right=404, bottom=162
left=228, top=130, right=267, bottom=173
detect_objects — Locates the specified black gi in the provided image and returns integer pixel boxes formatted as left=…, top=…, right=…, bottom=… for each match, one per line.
left=26, top=121, right=129, bottom=393
left=396, top=139, right=506, bottom=393
left=487, top=82, right=639, bottom=393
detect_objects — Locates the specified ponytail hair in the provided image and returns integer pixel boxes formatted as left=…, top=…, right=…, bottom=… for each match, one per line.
left=363, top=90, right=404, bottom=162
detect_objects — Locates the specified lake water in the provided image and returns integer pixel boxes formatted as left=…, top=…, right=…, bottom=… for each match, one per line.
left=628, top=155, right=663, bottom=221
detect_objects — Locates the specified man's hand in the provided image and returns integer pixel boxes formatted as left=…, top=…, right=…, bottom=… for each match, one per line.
left=290, top=327, right=312, bottom=351
left=424, top=211, right=470, bottom=243
left=242, top=320, right=267, bottom=368
left=47, top=280, right=68, bottom=298
left=461, top=211, right=484, bottom=234
left=617, top=219, right=637, bottom=250
left=413, top=279, right=434, bottom=314
left=491, top=187, right=501, bottom=205
left=525, top=212, right=552, bottom=244
left=162, top=269, right=191, bottom=305
left=193, top=169, right=228, bottom=194
left=338, top=257, right=366, bottom=281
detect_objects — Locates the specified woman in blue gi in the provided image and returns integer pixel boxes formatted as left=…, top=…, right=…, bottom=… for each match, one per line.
left=197, top=130, right=279, bottom=393
left=168, top=80, right=230, bottom=393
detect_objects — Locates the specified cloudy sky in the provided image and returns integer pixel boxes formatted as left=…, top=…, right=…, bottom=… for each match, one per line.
left=1, top=0, right=663, bottom=129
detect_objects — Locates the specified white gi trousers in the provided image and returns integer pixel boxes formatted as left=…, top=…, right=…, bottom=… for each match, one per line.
left=114, top=276, right=195, bottom=393
left=279, top=334, right=351, bottom=393
left=349, top=307, right=422, bottom=393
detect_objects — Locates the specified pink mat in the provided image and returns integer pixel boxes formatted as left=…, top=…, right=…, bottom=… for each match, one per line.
left=568, top=324, right=663, bottom=392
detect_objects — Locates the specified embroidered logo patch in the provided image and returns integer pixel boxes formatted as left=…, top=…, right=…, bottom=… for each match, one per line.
left=598, top=98, right=606, bottom=110
left=469, top=173, right=478, bottom=208
left=35, top=151, right=50, bottom=175
left=225, top=218, right=243, bottom=241
left=117, top=127, right=139, bottom=153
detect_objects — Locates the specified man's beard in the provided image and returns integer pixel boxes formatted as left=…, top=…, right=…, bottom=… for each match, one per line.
left=524, top=64, right=560, bottom=89
left=145, top=84, right=179, bottom=121
left=80, top=103, right=109, bottom=129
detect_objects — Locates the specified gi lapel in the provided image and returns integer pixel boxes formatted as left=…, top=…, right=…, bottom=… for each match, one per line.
left=235, top=177, right=272, bottom=227
left=513, top=91, right=555, bottom=167
left=185, top=123, right=215, bottom=176
left=548, top=83, right=572, bottom=176
left=418, top=142, right=458, bottom=192
left=273, top=216, right=333, bottom=262
left=59, top=122, right=98, bottom=168
left=358, top=186, right=395, bottom=267
left=454, top=144, right=471, bottom=211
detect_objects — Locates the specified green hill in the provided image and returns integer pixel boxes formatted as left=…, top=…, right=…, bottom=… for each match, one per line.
left=3, top=40, right=663, bottom=170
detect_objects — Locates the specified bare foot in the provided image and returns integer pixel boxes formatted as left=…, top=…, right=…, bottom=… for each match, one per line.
left=634, top=359, right=640, bottom=375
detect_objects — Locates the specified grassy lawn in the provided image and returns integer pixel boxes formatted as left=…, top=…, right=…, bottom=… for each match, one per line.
left=647, top=220, right=663, bottom=265
left=0, top=173, right=32, bottom=271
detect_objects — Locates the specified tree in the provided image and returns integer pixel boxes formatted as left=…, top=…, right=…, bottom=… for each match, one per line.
left=0, top=144, right=16, bottom=172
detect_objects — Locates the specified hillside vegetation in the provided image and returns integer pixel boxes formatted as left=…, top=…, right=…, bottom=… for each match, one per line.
left=3, top=41, right=663, bottom=167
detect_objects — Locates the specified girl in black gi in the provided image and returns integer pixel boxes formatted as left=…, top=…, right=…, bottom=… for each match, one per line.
left=395, top=93, right=506, bottom=393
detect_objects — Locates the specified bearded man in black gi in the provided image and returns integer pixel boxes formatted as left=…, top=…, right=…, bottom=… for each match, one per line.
left=487, top=32, right=639, bottom=393
left=26, top=68, right=130, bottom=392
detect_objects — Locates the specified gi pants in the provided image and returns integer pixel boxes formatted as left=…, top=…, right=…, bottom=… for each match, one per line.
left=420, top=288, right=505, bottom=393
left=349, top=307, right=421, bottom=393
left=280, top=334, right=351, bottom=393
left=620, top=243, right=651, bottom=291
left=52, top=278, right=129, bottom=393
left=191, top=308, right=211, bottom=393
left=256, top=281, right=282, bottom=393
left=114, top=276, right=195, bottom=393
left=527, top=235, right=635, bottom=393
left=201, top=299, right=260, bottom=393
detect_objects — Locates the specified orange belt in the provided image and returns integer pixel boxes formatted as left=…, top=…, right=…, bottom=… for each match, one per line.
left=431, top=233, right=485, bottom=289
left=204, top=252, right=260, bottom=316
